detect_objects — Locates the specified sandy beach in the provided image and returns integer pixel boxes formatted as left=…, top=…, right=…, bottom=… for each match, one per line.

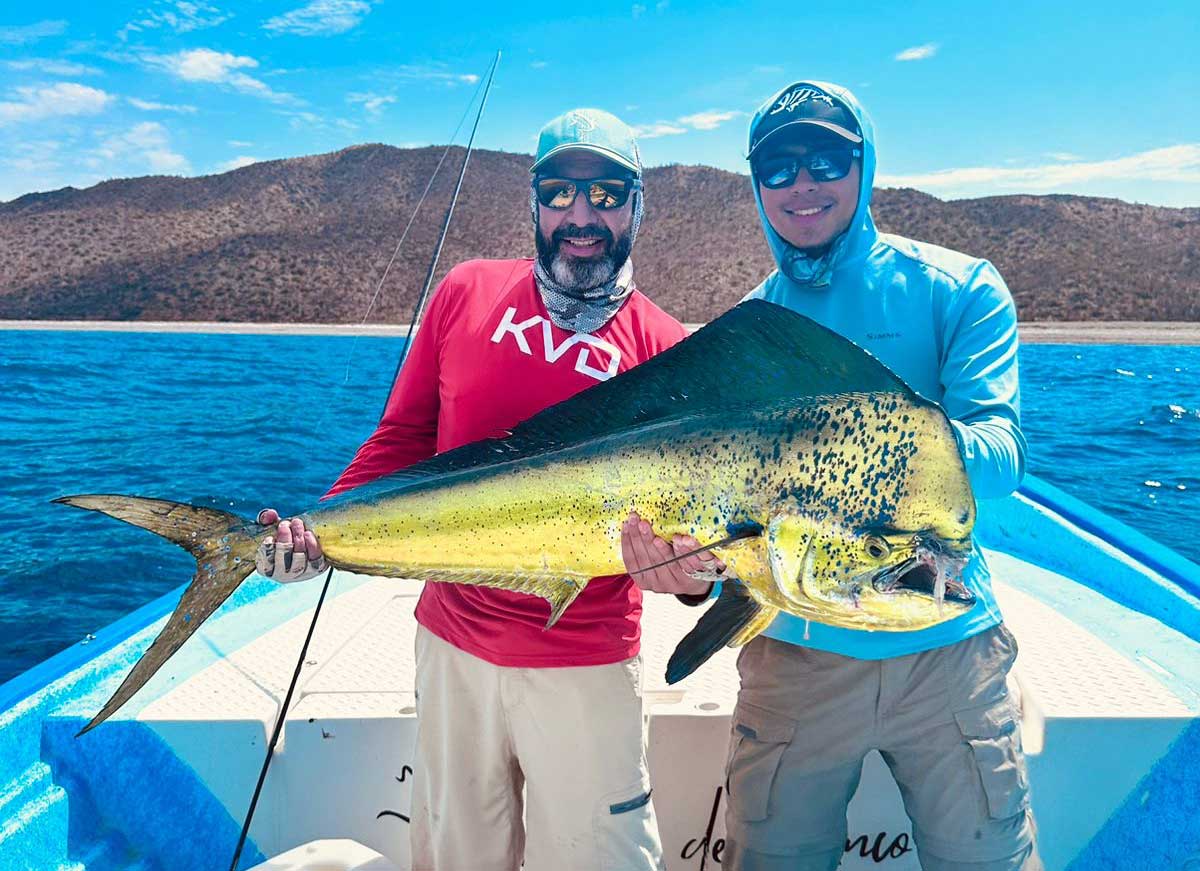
left=2, top=319, right=1200, bottom=344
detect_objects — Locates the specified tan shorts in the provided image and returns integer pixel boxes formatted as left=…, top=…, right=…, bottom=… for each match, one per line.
left=409, top=626, right=665, bottom=871
left=724, top=624, right=1041, bottom=871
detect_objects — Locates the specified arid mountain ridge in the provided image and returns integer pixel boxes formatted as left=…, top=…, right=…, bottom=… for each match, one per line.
left=2, top=144, right=1198, bottom=323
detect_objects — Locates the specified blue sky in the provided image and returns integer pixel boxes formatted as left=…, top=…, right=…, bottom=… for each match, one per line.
left=2, top=1, right=1198, bottom=206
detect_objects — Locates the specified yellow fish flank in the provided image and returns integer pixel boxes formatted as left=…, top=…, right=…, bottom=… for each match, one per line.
left=314, top=395, right=972, bottom=631
left=56, top=300, right=978, bottom=732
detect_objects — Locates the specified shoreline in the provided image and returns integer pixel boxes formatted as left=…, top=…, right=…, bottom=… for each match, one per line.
left=2, top=319, right=1200, bottom=345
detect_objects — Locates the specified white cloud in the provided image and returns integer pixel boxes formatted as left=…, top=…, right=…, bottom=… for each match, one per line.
left=0, top=83, right=113, bottom=125
left=530, top=60, right=548, bottom=69
left=263, top=0, right=373, bottom=36
left=228, top=139, right=253, bottom=147
left=96, top=121, right=190, bottom=174
left=156, top=47, right=252, bottom=80
left=393, top=64, right=479, bottom=86
left=348, top=92, right=396, bottom=115
left=120, top=2, right=231, bottom=39
left=0, top=140, right=69, bottom=201
left=279, top=108, right=354, bottom=132
left=216, top=155, right=261, bottom=172
left=633, top=109, right=743, bottom=139
left=877, top=145, right=1200, bottom=192
left=754, top=65, right=784, bottom=75
left=0, top=20, right=67, bottom=45
left=129, top=97, right=197, bottom=113
left=145, top=48, right=295, bottom=103
left=1046, top=151, right=1083, bottom=162
left=678, top=109, right=743, bottom=130
left=633, top=121, right=687, bottom=139
left=4, top=58, right=101, bottom=76
left=633, top=2, right=668, bottom=18
left=895, top=43, right=938, bottom=62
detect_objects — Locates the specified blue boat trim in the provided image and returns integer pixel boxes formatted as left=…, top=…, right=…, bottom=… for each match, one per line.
left=0, top=582, right=186, bottom=715
left=1018, top=476, right=1200, bottom=600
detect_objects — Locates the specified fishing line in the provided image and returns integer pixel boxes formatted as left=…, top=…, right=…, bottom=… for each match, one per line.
left=338, top=69, right=492, bottom=388
left=228, top=50, right=501, bottom=871
left=626, top=527, right=762, bottom=578
left=380, top=50, right=501, bottom=418
left=228, top=565, right=333, bottom=871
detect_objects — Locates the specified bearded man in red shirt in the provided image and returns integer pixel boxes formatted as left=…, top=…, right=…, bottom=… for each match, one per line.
left=255, top=108, right=716, bottom=871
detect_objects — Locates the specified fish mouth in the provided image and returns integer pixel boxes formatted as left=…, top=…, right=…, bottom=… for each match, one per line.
left=890, top=561, right=974, bottom=605
left=870, top=547, right=975, bottom=606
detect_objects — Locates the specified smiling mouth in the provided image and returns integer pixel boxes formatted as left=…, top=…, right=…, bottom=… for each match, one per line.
left=557, top=235, right=607, bottom=257
left=785, top=204, right=833, bottom=217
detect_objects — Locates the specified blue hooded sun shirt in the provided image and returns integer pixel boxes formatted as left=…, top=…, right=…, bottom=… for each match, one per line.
left=739, top=81, right=1028, bottom=659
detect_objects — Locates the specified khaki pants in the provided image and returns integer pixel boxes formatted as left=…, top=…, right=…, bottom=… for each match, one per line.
left=409, top=626, right=665, bottom=871
left=724, top=625, right=1041, bottom=871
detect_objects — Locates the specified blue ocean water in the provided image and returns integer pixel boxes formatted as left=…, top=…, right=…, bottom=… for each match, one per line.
left=0, top=331, right=1197, bottom=683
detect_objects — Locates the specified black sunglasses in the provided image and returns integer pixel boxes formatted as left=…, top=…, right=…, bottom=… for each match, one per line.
left=534, top=175, right=641, bottom=210
left=753, top=148, right=862, bottom=188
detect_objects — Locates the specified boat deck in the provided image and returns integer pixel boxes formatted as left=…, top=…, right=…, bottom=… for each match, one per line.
left=32, top=545, right=1195, bottom=871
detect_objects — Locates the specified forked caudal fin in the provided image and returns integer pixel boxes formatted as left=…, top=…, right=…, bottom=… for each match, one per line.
left=52, top=495, right=265, bottom=735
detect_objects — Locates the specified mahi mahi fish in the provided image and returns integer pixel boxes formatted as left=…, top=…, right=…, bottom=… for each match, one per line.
left=57, top=300, right=976, bottom=734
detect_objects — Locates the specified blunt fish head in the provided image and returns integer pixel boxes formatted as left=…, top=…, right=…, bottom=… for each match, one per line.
left=766, top=504, right=976, bottom=631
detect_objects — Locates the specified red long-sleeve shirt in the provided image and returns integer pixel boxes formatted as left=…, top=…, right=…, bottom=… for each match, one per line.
left=326, top=258, right=689, bottom=667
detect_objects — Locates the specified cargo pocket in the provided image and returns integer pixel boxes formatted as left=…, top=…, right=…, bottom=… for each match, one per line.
left=594, top=775, right=662, bottom=871
left=726, top=703, right=796, bottom=822
left=954, top=699, right=1030, bottom=820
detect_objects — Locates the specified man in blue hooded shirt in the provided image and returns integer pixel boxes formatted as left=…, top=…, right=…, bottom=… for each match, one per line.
left=625, top=81, right=1042, bottom=869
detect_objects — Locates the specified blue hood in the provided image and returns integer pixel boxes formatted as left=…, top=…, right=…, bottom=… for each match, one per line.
left=748, top=81, right=879, bottom=288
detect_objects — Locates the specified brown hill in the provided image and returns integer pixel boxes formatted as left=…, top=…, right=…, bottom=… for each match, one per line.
left=1, top=144, right=1197, bottom=322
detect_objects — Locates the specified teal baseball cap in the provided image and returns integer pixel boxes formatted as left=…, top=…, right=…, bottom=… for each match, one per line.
left=530, top=108, right=642, bottom=176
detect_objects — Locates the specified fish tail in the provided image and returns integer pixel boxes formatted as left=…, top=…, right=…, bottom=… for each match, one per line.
left=53, top=495, right=265, bottom=735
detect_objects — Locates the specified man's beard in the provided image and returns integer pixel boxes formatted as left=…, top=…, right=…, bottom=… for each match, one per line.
left=535, top=222, right=633, bottom=294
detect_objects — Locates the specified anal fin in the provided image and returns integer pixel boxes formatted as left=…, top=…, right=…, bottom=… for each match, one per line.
left=359, top=564, right=588, bottom=631
left=544, top=579, right=583, bottom=629
left=666, top=582, right=771, bottom=684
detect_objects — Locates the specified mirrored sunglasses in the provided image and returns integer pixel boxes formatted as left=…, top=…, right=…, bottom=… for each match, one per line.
left=753, top=148, right=862, bottom=188
left=534, top=176, right=641, bottom=210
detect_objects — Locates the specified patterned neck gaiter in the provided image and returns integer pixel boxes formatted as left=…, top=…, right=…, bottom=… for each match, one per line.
left=781, top=229, right=849, bottom=288
left=529, top=185, right=644, bottom=334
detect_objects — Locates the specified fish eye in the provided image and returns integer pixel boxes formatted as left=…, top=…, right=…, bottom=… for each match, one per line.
left=864, top=536, right=891, bottom=560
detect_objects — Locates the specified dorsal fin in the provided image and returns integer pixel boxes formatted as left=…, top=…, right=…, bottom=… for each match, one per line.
left=329, top=300, right=916, bottom=502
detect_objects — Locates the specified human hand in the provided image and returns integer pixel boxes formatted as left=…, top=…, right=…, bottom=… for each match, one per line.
left=620, top=511, right=722, bottom=596
left=254, top=508, right=327, bottom=583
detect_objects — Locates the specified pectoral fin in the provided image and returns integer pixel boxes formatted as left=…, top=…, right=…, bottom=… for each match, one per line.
left=666, top=582, right=775, bottom=684
left=728, top=603, right=780, bottom=648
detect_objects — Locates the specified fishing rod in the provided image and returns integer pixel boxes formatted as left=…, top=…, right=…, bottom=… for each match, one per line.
left=381, top=51, right=502, bottom=417
left=228, top=49, right=502, bottom=871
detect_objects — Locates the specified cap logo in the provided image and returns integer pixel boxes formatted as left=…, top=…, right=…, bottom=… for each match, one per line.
left=769, top=86, right=835, bottom=116
left=564, top=111, right=597, bottom=135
